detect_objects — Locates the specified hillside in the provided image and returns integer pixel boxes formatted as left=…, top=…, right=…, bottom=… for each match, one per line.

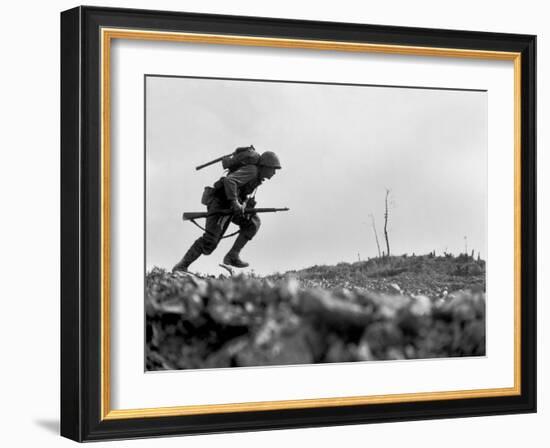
left=272, top=253, right=485, bottom=297
left=146, top=254, right=485, bottom=371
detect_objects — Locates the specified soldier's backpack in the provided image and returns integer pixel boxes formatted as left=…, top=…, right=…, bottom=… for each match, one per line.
left=221, top=145, right=261, bottom=172
left=200, top=145, right=261, bottom=205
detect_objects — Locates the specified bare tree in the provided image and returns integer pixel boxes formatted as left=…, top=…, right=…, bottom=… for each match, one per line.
left=369, top=213, right=382, bottom=258
left=384, top=188, right=391, bottom=257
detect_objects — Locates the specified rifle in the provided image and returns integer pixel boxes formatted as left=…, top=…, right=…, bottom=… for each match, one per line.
left=195, top=153, right=232, bottom=171
left=183, top=207, right=289, bottom=221
left=195, top=145, right=256, bottom=171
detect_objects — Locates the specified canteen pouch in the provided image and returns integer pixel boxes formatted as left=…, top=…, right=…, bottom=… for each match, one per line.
left=201, top=186, right=215, bottom=206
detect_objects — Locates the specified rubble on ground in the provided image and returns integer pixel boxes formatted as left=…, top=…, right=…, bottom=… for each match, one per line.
left=146, top=256, right=485, bottom=370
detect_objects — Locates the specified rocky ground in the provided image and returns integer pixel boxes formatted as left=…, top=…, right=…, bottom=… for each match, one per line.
left=146, top=254, right=486, bottom=370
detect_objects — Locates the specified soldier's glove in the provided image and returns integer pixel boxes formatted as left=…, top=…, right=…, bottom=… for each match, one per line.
left=247, top=197, right=257, bottom=208
left=231, top=200, right=245, bottom=216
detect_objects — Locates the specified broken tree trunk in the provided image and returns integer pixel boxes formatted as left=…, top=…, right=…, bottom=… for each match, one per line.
left=384, top=189, right=391, bottom=257
left=369, top=213, right=382, bottom=258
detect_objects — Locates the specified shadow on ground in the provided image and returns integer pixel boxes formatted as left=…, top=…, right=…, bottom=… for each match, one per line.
left=34, top=419, right=59, bottom=435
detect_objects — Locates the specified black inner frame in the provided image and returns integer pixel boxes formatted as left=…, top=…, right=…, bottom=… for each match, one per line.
left=61, top=6, right=536, bottom=442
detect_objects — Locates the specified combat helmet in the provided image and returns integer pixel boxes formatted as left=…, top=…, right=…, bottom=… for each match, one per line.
left=259, top=151, right=282, bottom=169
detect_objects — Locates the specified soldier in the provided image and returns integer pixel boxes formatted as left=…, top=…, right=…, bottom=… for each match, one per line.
left=173, top=151, right=282, bottom=272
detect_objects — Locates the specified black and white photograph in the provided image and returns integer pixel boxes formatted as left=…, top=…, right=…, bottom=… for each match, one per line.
left=145, top=75, right=487, bottom=371
left=54, top=3, right=539, bottom=443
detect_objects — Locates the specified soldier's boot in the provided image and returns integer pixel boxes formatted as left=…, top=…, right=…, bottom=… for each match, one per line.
left=172, top=241, right=202, bottom=272
left=223, top=234, right=250, bottom=268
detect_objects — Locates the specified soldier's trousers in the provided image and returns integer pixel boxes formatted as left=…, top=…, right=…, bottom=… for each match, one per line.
left=193, top=204, right=261, bottom=255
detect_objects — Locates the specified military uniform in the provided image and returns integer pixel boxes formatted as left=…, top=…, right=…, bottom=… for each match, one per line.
left=197, top=164, right=263, bottom=255
left=173, top=151, right=281, bottom=271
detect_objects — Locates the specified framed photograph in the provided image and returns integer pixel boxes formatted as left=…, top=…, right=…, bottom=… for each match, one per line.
left=60, top=6, right=536, bottom=442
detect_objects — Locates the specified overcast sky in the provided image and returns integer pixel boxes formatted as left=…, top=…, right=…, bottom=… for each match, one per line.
left=145, top=76, right=487, bottom=275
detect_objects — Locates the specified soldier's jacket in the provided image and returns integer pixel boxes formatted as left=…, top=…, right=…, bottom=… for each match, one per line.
left=213, top=165, right=263, bottom=205
left=193, top=164, right=263, bottom=254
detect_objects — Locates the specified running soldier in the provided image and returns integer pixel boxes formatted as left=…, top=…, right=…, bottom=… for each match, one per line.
left=173, top=151, right=282, bottom=272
